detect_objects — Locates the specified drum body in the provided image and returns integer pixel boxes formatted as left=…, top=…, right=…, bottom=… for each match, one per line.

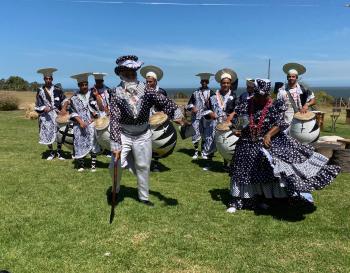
left=56, top=119, right=74, bottom=150
left=149, top=113, right=177, bottom=159
left=289, top=113, right=320, bottom=144
left=95, top=117, right=111, bottom=151
left=215, top=123, right=239, bottom=161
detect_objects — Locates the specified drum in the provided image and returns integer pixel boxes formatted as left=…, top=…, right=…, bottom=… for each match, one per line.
left=215, top=122, right=239, bottom=161
left=56, top=114, right=74, bottom=150
left=149, top=112, right=177, bottom=159
left=289, top=111, right=320, bottom=144
left=95, top=116, right=110, bottom=151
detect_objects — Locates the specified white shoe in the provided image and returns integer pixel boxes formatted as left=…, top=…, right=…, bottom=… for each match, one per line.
left=192, top=151, right=199, bottom=159
left=57, top=154, right=65, bottom=160
left=78, top=168, right=84, bottom=172
left=226, top=207, right=237, bottom=213
left=202, top=166, right=210, bottom=171
left=202, top=154, right=208, bottom=160
left=46, top=154, right=55, bottom=161
left=106, top=154, right=112, bottom=158
left=91, top=168, right=96, bottom=173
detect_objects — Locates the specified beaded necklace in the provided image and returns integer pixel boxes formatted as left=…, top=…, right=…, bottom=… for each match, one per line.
left=248, top=98, right=272, bottom=141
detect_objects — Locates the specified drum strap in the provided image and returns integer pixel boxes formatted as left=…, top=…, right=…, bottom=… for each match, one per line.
left=61, top=122, right=73, bottom=144
left=286, top=90, right=299, bottom=113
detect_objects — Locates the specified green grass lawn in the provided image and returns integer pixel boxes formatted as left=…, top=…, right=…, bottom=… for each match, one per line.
left=0, top=111, right=349, bottom=273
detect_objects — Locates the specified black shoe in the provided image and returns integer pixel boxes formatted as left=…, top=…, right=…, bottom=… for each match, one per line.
left=139, top=199, right=154, bottom=207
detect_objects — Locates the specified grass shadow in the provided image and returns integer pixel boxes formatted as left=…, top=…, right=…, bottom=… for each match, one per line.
left=209, top=188, right=317, bottom=222
left=193, top=159, right=226, bottom=173
left=177, top=148, right=195, bottom=157
left=106, top=185, right=178, bottom=207
left=150, top=160, right=171, bottom=172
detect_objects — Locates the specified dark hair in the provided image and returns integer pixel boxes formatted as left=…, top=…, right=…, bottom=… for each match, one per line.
left=0, top=270, right=11, bottom=273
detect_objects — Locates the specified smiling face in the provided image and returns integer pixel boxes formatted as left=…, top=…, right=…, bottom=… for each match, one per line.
left=220, top=78, right=231, bottom=92
left=287, top=73, right=298, bottom=86
left=146, top=76, right=157, bottom=89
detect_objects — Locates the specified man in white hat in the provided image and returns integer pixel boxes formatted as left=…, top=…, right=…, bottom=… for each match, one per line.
left=109, top=55, right=185, bottom=206
left=91, top=72, right=110, bottom=118
left=69, top=72, right=100, bottom=172
left=186, top=73, right=215, bottom=160
left=206, top=68, right=238, bottom=171
left=277, top=64, right=316, bottom=205
left=140, top=65, right=168, bottom=172
left=277, top=64, right=316, bottom=125
left=35, top=68, right=69, bottom=160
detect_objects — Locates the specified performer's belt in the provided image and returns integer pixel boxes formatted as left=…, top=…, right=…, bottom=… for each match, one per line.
left=121, top=123, right=149, bottom=136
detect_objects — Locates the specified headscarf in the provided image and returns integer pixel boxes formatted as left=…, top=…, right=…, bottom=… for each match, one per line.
left=254, top=78, right=271, bottom=96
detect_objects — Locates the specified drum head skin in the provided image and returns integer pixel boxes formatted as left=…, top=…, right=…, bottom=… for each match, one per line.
left=216, top=122, right=232, bottom=132
left=149, top=112, right=168, bottom=126
left=94, top=116, right=110, bottom=130
left=294, top=111, right=315, bottom=121
left=283, top=63, right=306, bottom=75
left=56, top=113, right=70, bottom=124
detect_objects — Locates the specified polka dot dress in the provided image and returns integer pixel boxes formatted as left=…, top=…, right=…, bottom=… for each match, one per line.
left=229, top=99, right=341, bottom=209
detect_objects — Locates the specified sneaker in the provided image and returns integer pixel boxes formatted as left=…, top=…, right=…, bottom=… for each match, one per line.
left=202, top=166, right=210, bottom=171
left=57, top=153, right=65, bottom=160
left=226, top=206, right=237, bottom=213
left=106, top=154, right=112, bottom=158
left=192, top=151, right=199, bottom=159
left=46, top=154, right=55, bottom=161
left=201, top=154, right=208, bottom=160
left=78, top=168, right=84, bottom=172
left=91, top=166, right=96, bottom=172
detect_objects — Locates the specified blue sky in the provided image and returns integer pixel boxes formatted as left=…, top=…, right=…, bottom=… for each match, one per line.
left=0, top=0, right=350, bottom=88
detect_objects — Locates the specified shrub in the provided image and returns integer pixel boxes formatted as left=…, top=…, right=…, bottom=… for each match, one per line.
left=0, top=92, right=19, bottom=111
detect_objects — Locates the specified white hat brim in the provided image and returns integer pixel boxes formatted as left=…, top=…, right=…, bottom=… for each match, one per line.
left=215, top=68, right=238, bottom=83
left=140, top=65, right=163, bottom=81
left=283, top=63, right=306, bottom=75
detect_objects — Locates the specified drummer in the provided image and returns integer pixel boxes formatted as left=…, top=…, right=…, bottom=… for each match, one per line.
left=206, top=68, right=238, bottom=170
left=186, top=73, right=216, bottom=161
left=109, top=55, right=186, bottom=206
left=277, top=63, right=316, bottom=126
left=91, top=72, right=110, bottom=117
left=140, top=65, right=168, bottom=172
left=70, top=73, right=100, bottom=172
left=277, top=63, right=317, bottom=205
left=35, top=68, right=69, bottom=160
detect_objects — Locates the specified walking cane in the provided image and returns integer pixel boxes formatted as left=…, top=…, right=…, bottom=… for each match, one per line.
left=109, top=157, right=118, bottom=224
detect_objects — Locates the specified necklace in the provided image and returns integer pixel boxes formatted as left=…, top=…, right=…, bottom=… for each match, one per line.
left=249, top=98, right=272, bottom=142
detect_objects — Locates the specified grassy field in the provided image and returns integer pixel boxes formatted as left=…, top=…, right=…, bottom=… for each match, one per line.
left=0, top=109, right=349, bottom=273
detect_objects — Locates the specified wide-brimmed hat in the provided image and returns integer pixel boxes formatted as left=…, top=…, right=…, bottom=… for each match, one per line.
left=70, top=72, right=92, bottom=84
left=37, top=68, right=57, bottom=77
left=215, top=68, right=238, bottom=83
left=140, top=65, right=163, bottom=81
left=283, top=63, right=306, bottom=76
left=195, top=73, right=214, bottom=81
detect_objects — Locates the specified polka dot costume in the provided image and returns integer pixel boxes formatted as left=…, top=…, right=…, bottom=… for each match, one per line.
left=109, top=81, right=182, bottom=150
left=228, top=98, right=340, bottom=209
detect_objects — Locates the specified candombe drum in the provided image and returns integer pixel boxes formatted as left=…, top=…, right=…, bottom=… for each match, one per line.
left=56, top=113, right=74, bottom=150
left=289, top=111, right=320, bottom=144
left=94, top=116, right=110, bottom=151
left=215, top=122, right=239, bottom=161
left=149, top=112, right=177, bottom=159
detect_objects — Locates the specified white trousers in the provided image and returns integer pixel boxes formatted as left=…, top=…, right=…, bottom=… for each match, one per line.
left=109, top=130, right=152, bottom=201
